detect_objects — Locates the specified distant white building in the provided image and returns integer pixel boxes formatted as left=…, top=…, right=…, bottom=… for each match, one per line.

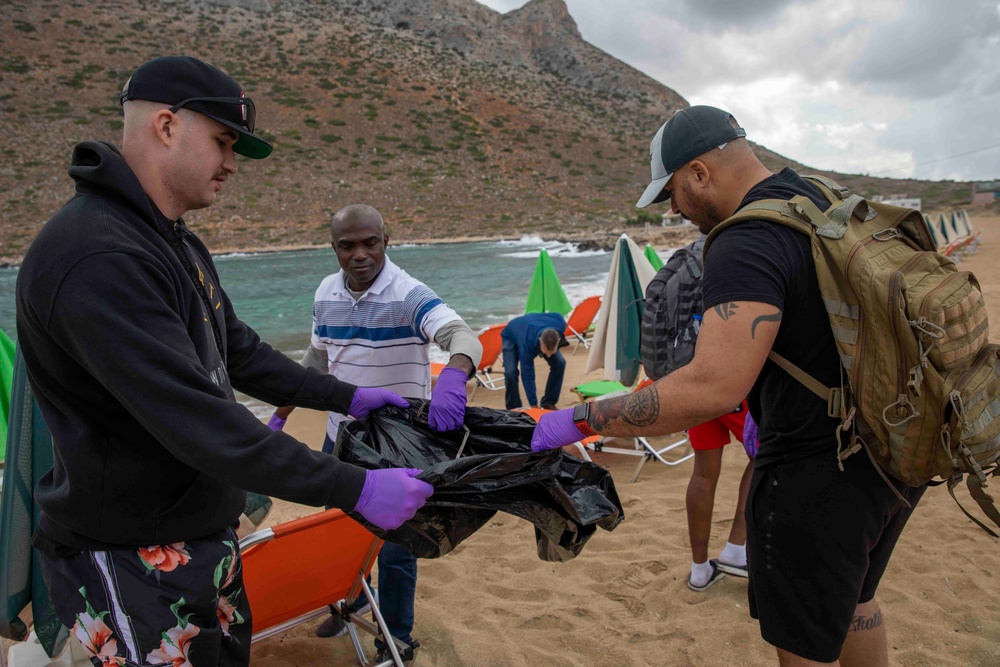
left=882, top=198, right=922, bottom=210
left=872, top=194, right=922, bottom=210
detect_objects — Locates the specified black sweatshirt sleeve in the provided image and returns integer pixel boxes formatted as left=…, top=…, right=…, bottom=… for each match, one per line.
left=45, top=251, right=366, bottom=510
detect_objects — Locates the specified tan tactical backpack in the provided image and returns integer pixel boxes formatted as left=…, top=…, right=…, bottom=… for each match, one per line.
left=705, top=175, right=1000, bottom=536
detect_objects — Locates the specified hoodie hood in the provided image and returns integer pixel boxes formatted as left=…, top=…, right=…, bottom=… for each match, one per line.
left=70, top=141, right=160, bottom=227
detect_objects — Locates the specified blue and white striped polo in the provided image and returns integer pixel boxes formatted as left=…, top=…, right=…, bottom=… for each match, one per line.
left=310, top=256, right=461, bottom=439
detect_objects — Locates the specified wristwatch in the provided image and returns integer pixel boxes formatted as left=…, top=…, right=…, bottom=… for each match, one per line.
left=573, top=402, right=597, bottom=437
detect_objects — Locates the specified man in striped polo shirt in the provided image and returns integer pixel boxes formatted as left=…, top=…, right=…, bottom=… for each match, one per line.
left=270, top=204, right=481, bottom=663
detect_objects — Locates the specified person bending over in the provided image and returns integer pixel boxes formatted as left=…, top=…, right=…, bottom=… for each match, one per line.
left=501, top=312, right=567, bottom=410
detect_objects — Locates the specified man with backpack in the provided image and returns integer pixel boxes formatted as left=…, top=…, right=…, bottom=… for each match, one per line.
left=640, top=236, right=753, bottom=591
left=532, top=105, right=926, bottom=665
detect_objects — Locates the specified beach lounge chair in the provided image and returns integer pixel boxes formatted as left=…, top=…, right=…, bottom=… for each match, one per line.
left=432, top=323, right=507, bottom=401
left=571, top=380, right=629, bottom=402
left=240, top=508, right=411, bottom=666
left=564, top=295, right=602, bottom=355
left=568, top=378, right=693, bottom=482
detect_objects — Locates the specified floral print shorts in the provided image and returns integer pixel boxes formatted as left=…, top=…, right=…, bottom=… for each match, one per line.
left=39, top=525, right=252, bottom=667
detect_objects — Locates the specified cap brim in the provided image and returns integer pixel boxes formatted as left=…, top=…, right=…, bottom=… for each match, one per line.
left=636, top=172, right=672, bottom=208
left=233, top=133, right=272, bottom=159
left=204, top=113, right=273, bottom=159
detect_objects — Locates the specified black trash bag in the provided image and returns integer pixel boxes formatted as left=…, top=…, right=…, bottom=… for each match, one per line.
left=333, top=403, right=623, bottom=562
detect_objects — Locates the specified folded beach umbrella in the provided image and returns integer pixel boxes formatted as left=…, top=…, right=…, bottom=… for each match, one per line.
left=0, top=347, right=68, bottom=658
left=922, top=214, right=939, bottom=249
left=524, top=248, right=572, bottom=316
left=586, top=235, right=656, bottom=387
left=0, top=327, right=14, bottom=461
left=643, top=244, right=664, bottom=271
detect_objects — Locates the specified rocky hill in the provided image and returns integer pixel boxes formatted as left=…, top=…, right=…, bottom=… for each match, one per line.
left=0, top=0, right=978, bottom=263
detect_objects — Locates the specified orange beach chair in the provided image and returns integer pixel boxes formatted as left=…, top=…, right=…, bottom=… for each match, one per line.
left=240, top=508, right=411, bottom=666
left=432, top=323, right=507, bottom=401
left=564, top=295, right=602, bottom=355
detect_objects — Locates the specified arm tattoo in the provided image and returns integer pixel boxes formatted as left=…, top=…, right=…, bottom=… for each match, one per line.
left=621, top=388, right=659, bottom=426
left=589, top=388, right=661, bottom=431
left=589, top=400, right=623, bottom=432
left=848, top=610, right=883, bottom=633
left=751, top=310, right=782, bottom=339
left=714, top=302, right=739, bottom=321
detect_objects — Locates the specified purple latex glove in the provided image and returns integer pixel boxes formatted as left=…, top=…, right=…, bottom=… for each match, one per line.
left=531, top=407, right=587, bottom=452
left=429, top=366, right=469, bottom=432
left=267, top=414, right=286, bottom=431
left=354, top=468, right=434, bottom=530
left=348, top=387, right=409, bottom=420
left=742, top=413, right=759, bottom=459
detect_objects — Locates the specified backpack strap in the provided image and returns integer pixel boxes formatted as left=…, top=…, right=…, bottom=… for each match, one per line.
left=947, top=471, right=1000, bottom=538
left=803, top=175, right=851, bottom=202
left=767, top=350, right=829, bottom=402
left=683, top=253, right=702, bottom=280
left=703, top=199, right=812, bottom=261
left=827, top=195, right=877, bottom=228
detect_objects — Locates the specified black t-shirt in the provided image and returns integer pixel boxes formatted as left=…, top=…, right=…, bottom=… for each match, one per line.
left=702, top=168, right=842, bottom=466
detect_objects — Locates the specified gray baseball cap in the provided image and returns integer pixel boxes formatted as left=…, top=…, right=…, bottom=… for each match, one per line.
left=636, top=105, right=746, bottom=208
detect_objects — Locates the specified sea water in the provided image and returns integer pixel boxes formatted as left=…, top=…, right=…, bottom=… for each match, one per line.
left=0, top=235, right=621, bottom=416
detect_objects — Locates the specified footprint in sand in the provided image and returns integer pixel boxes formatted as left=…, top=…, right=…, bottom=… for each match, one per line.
left=604, top=590, right=647, bottom=617
left=619, top=560, right=669, bottom=589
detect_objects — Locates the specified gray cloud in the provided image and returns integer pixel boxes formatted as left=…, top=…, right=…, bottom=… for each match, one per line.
left=848, top=1, right=1000, bottom=98
left=677, top=0, right=799, bottom=28
left=479, top=0, right=1000, bottom=181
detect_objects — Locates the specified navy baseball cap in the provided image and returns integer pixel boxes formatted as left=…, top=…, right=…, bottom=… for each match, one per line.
left=636, top=105, right=746, bottom=208
left=120, top=56, right=272, bottom=159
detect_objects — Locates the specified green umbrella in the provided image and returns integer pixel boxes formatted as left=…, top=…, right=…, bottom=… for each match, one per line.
left=0, top=328, right=14, bottom=462
left=525, top=248, right=572, bottom=316
left=0, top=347, right=68, bottom=656
left=586, top=235, right=657, bottom=387
left=643, top=244, right=664, bottom=271
left=614, top=241, right=646, bottom=387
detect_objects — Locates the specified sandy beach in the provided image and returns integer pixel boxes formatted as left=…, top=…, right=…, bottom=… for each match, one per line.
left=194, top=217, right=1000, bottom=665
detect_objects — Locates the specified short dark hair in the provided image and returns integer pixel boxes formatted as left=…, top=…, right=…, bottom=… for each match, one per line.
left=540, top=328, right=561, bottom=352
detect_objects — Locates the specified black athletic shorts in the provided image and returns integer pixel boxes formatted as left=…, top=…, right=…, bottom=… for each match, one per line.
left=39, top=525, right=252, bottom=667
left=746, top=448, right=925, bottom=662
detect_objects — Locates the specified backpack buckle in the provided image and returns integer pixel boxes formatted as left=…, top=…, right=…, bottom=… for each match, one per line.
left=827, top=387, right=844, bottom=419
left=841, top=406, right=856, bottom=432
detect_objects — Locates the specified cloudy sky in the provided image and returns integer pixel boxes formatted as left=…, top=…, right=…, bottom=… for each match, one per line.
left=476, top=0, right=1000, bottom=182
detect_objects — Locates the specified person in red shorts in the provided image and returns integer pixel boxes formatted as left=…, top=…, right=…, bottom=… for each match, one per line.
left=685, top=401, right=754, bottom=591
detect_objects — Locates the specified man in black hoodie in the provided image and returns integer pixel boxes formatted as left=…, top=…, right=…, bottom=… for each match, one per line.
left=15, top=56, right=433, bottom=666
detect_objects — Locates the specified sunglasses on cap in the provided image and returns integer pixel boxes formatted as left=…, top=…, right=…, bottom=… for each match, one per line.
left=167, top=96, right=256, bottom=133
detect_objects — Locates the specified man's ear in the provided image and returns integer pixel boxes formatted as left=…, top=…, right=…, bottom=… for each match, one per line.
left=152, top=109, right=177, bottom=148
left=383, top=234, right=390, bottom=249
left=688, top=159, right=710, bottom=186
